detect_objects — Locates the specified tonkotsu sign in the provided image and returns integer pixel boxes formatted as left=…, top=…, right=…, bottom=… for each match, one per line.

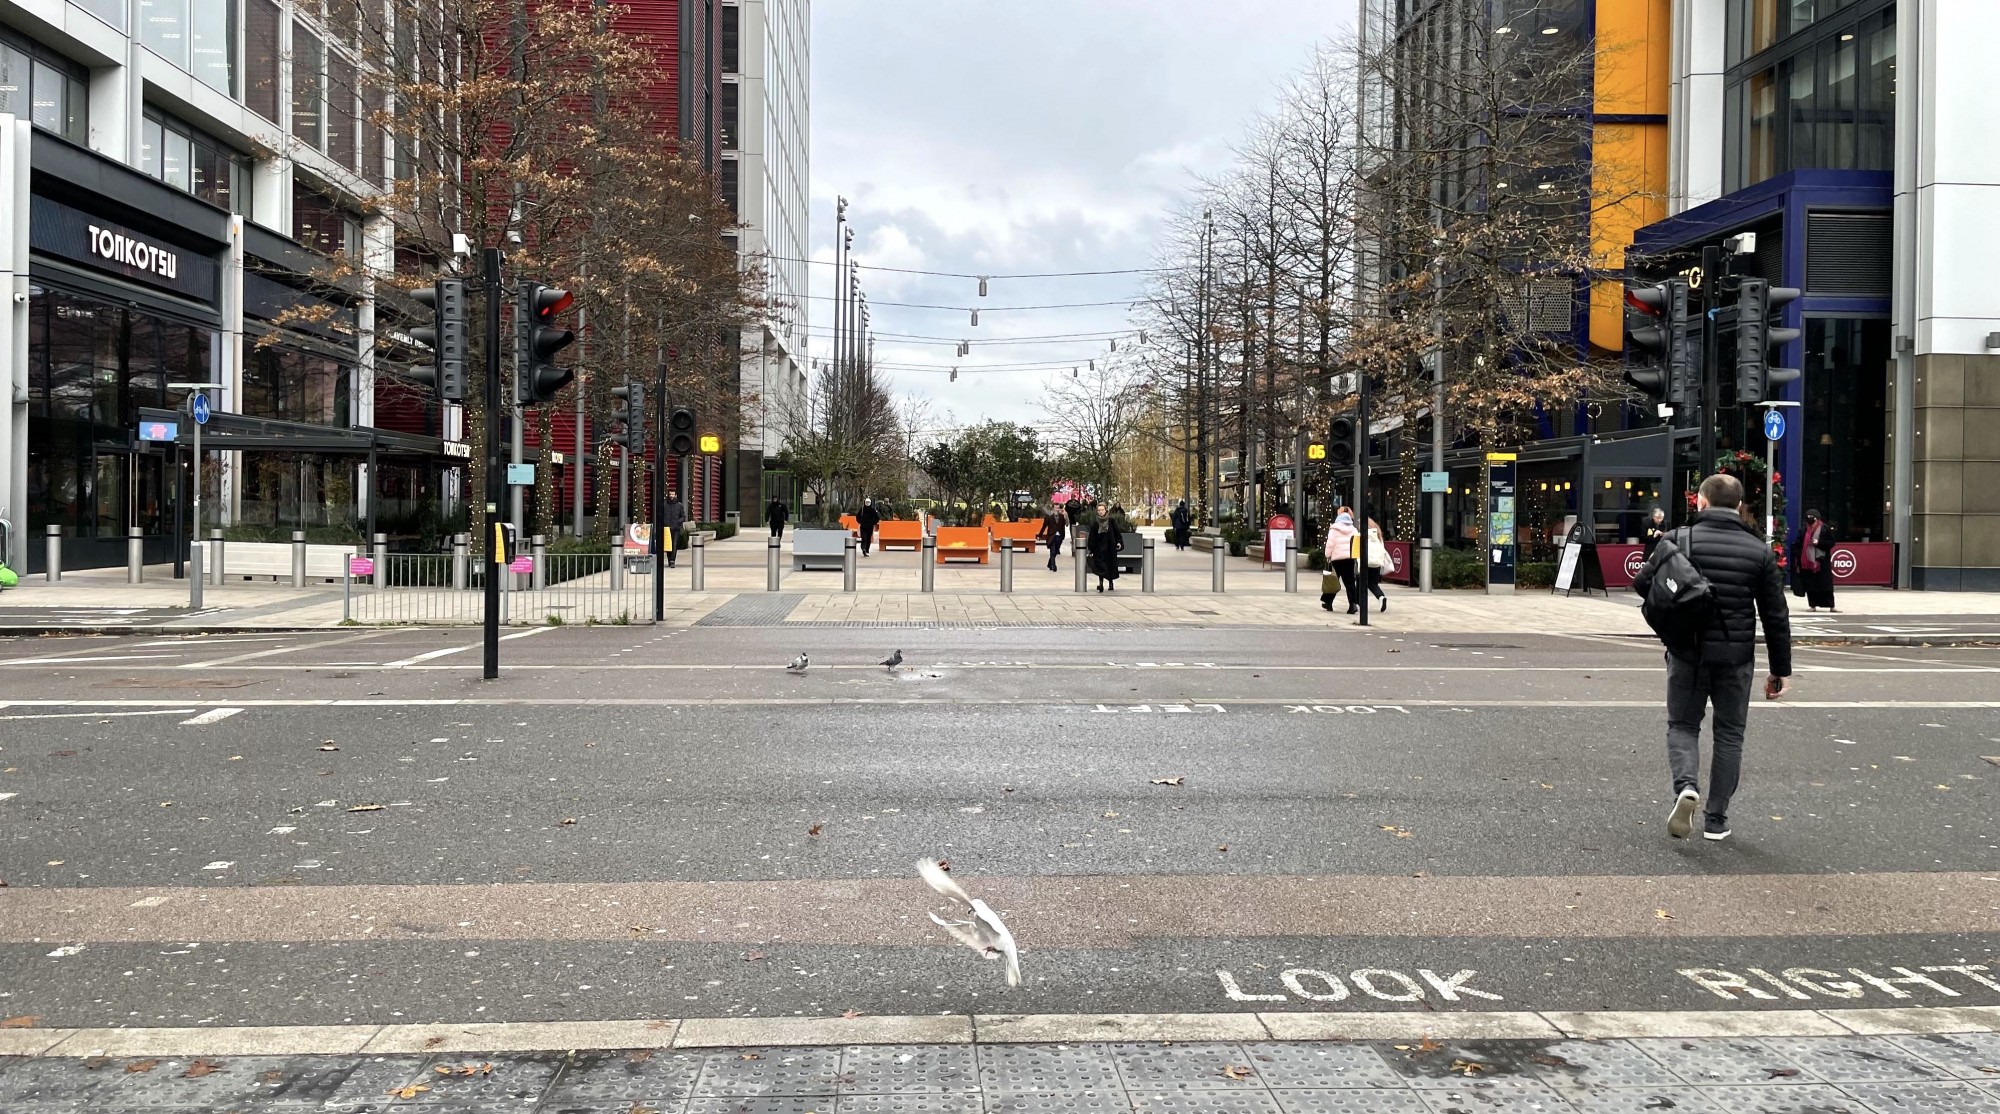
left=29, top=196, right=219, bottom=302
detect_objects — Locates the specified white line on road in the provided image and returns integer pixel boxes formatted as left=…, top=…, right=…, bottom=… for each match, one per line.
left=0, top=708, right=199, bottom=721
left=181, top=630, right=390, bottom=669
left=0, top=697, right=1993, bottom=710
left=0, top=655, right=180, bottom=666
left=177, top=707, right=244, bottom=725
left=0, top=792, right=14, bottom=802
left=380, top=626, right=551, bottom=668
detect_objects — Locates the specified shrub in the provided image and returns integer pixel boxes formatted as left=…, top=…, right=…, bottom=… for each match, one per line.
left=1430, top=545, right=1487, bottom=589
left=1515, top=560, right=1556, bottom=589
left=697, top=520, right=738, bottom=540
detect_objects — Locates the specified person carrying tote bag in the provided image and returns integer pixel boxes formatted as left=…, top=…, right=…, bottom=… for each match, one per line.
left=1320, top=508, right=1360, bottom=614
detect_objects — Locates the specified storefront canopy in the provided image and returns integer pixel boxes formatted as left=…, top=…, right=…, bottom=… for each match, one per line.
left=135, top=407, right=454, bottom=459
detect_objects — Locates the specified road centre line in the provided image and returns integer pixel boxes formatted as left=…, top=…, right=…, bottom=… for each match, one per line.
left=5, top=660, right=1993, bottom=675
left=179, top=629, right=391, bottom=669
left=0, top=707, right=200, bottom=720
left=378, top=626, right=550, bottom=668
left=0, top=697, right=1995, bottom=710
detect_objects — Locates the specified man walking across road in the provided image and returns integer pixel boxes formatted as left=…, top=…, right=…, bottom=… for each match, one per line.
left=766, top=496, right=788, bottom=541
left=1632, top=473, right=1793, bottom=842
left=858, top=498, right=881, bottom=556
left=1038, top=502, right=1066, bottom=572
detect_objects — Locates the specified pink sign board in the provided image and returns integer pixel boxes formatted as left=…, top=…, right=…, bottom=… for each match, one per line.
left=509, top=556, right=534, bottom=574
left=347, top=557, right=375, bottom=577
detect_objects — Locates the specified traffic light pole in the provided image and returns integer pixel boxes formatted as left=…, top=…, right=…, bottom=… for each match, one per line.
left=1699, top=245, right=1724, bottom=485
left=1355, top=370, right=1370, bottom=628
left=652, top=366, right=668, bottom=623
left=482, top=248, right=504, bottom=681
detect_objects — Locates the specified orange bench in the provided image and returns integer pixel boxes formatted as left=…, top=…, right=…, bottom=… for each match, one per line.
left=987, top=519, right=1040, bottom=552
left=878, top=520, right=924, bottom=551
left=934, top=526, right=991, bottom=564
left=839, top=514, right=860, bottom=535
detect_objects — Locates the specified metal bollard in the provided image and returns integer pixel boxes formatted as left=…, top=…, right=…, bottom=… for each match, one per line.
left=373, top=533, right=389, bottom=588
left=453, top=533, right=470, bottom=590
left=842, top=535, right=858, bottom=592
left=44, top=524, right=61, bottom=582
left=209, top=528, right=226, bottom=585
left=531, top=534, right=548, bottom=591
left=766, top=533, right=782, bottom=591
left=128, top=526, right=145, bottom=583
left=690, top=533, right=705, bottom=591
left=999, top=537, right=1014, bottom=593
left=290, top=530, right=307, bottom=587
left=1074, top=534, right=1088, bottom=593
left=1419, top=536, right=1435, bottom=593
left=1211, top=540, right=1226, bottom=593
left=189, top=543, right=203, bottom=608
left=1142, top=536, right=1157, bottom=593
left=610, top=538, right=625, bottom=591
left=921, top=535, right=936, bottom=592
left=1283, top=545, right=1299, bottom=593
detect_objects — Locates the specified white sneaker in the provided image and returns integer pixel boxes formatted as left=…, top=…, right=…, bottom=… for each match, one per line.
left=1667, top=788, right=1701, bottom=839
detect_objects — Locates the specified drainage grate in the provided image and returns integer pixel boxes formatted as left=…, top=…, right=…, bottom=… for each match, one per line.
left=695, top=594, right=805, bottom=627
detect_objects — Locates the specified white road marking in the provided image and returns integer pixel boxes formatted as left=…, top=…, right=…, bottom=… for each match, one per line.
left=177, top=707, right=244, bottom=725
left=201, top=861, right=234, bottom=870
left=0, top=708, right=199, bottom=721
left=45, top=945, right=84, bottom=958
left=0, top=792, right=15, bottom=802
left=128, top=896, right=170, bottom=908
left=182, top=630, right=389, bottom=668
left=380, top=627, right=553, bottom=668
left=1, top=655, right=179, bottom=666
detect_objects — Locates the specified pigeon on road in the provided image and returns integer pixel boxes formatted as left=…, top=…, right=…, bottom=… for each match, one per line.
left=787, top=653, right=809, bottom=673
left=881, top=649, right=903, bottom=672
left=916, top=858, right=1021, bottom=986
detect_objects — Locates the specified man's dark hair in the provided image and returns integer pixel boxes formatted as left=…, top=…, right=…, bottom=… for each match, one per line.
left=1698, top=472, right=1745, bottom=509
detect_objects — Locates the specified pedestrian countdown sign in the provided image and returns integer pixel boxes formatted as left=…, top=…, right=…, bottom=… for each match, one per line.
left=1763, top=408, right=1787, bottom=441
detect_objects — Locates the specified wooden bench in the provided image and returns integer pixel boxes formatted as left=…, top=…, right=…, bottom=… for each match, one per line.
left=791, top=529, right=850, bottom=571
left=878, top=520, right=924, bottom=551
left=934, top=526, right=991, bottom=564
left=988, top=519, right=1041, bottom=553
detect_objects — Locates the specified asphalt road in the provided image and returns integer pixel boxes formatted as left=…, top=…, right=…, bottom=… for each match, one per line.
left=1, top=625, right=1996, bottom=1030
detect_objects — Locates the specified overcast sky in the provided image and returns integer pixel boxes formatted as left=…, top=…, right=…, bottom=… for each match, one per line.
left=807, top=0, right=1355, bottom=438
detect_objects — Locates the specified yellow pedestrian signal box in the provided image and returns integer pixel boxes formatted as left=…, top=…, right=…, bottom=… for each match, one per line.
left=699, top=434, right=721, bottom=454
left=1307, top=443, right=1327, bottom=461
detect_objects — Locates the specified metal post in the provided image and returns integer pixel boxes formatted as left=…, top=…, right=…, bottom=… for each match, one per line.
left=189, top=542, right=203, bottom=609
left=290, top=529, right=307, bottom=587
left=1419, top=537, right=1434, bottom=594
left=531, top=534, right=548, bottom=590
left=842, top=534, right=857, bottom=592
left=766, top=533, right=781, bottom=591
left=1211, top=540, right=1226, bottom=593
left=44, top=524, right=60, bottom=582
left=1074, top=530, right=1088, bottom=593
left=483, top=247, right=503, bottom=680
left=372, top=533, right=388, bottom=588
left=999, top=537, right=1013, bottom=593
left=921, top=535, right=935, bottom=592
left=1142, top=536, right=1156, bottom=593
left=452, top=533, right=469, bottom=590
left=209, top=528, right=225, bottom=585
left=127, top=526, right=145, bottom=583
left=342, top=549, right=352, bottom=622
left=1283, top=544, right=1298, bottom=593
left=611, top=538, right=626, bottom=591
left=690, top=532, right=705, bottom=591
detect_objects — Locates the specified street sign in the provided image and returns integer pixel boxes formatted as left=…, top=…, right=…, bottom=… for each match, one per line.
left=190, top=393, right=210, bottom=425
left=506, top=464, right=535, bottom=486
left=1420, top=471, right=1449, bottom=493
left=1763, top=408, right=1787, bottom=441
left=348, top=557, right=375, bottom=577
left=508, top=555, right=533, bottom=574
left=140, top=421, right=178, bottom=442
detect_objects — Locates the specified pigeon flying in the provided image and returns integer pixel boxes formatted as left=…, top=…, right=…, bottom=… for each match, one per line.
left=916, top=858, right=1020, bottom=986
left=882, top=649, right=903, bottom=671
left=787, top=653, right=809, bottom=673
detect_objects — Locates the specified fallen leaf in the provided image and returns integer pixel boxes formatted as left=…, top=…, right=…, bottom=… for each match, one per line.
left=1102, top=811, right=1119, bottom=819
left=1976, top=1066, right=2000, bottom=1074
left=626, top=1049, right=655, bottom=1064
left=1766, top=1068, right=1801, bottom=1079
left=807, top=822, right=823, bottom=837
left=739, top=1053, right=762, bottom=1061
left=1530, top=1052, right=1572, bottom=1067
left=936, top=859, right=950, bottom=872
left=1150, top=777, right=1185, bottom=786
left=1416, top=1036, right=1443, bottom=1054
left=346, top=804, right=383, bottom=812
left=388, top=1083, right=431, bottom=1098
left=744, top=951, right=768, bottom=961
left=561, top=818, right=577, bottom=826
left=1448, top=1058, right=1489, bottom=1076
left=841, top=1009, right=862, bottom=1019
left=259, top=1069, right=286, bottom=1082
left=1217, top=844, right=1228, bottom=852
left=423, top=1036, right=446, bottom=1049
left=1221, top=1064, right=1252, bottom=1080
left=125, top=1059, right=161, bottom=1074
left=1654, top=908, right=1675, bottom=921
left=183, top=1060, right=222, bottom=1078
left=0, top=1016, right=39, bottom=1028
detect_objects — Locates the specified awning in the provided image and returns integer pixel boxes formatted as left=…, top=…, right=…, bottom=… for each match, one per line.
left=137, top=408, right=454, bottom=458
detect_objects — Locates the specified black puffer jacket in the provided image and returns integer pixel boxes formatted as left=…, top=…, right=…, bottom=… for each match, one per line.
left=1633, top=509, right=1793, bottom=676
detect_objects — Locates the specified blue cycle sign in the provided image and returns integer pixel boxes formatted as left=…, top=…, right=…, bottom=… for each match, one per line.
left=1762, top=409, right=1786, bottom=441
left=191, top=392, right=210, bottom=425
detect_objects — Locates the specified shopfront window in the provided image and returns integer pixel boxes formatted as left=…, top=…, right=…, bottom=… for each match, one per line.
left=25, top=285, right=217, bottom=538
left=243, top=340, right=353, bottom=428
left=0, top=33, right=88, bottom=145
left=1724, top=1, right=1893, bottom=191
left=1800, top=317, right=1889, bottom=545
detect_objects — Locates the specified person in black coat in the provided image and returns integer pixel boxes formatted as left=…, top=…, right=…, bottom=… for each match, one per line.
left=1086, top=501, right=1122, bottom=592
left=766, top=497, right=788, bottom=541
left=1632, top=473, right=1793, bottom=843
left=1792, top=509, right=1836, bottom=612
left=1641, top=507, right=1668, bottom=559
left=857, top=498, right=881, bottom=556
left=1170, top=500, right=1192, bottom=550
left=1037, top=503, right=1066, bottom=572
left=661, top=496, right=687, bottom=569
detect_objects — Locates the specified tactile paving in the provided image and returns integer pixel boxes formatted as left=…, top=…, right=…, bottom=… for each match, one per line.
left=976, top=1045, right=1123, bottom=1093
left=541, top=1048, right=705, bottom=1103
left=1628, top=1038, right=1821, bottom=1086
left=981, top=1091, right=1130, bottom=1114
left=1411, top=1078, right=1574, bottom=1112
left=1761, top=1035, right=1950, bottom=1084
left=1559, top=1085, right=1726, bottom=1114
left=1126, top=1089, right=1285, bottom=1114
left=1884, top=1032, right=2000, bottom=1080
left=833, top=1095, right=984, bottom=1114
left=1843, top=1079, right=2000, bottom=1112
left=1111, top=1043, right=1264, bottom=1090
left=1523, top=1040, right=1687, bottom=1090
left=1268, top=1088, right=1432, bottom=1114
left=693, top=1048, right=844, bottom=1097
left=1239, top=1043, right=1403, bottom=1089
left=1699, top=1082, right=1886, bottom=1113
left=837, top=1046, right=977, bottom=1094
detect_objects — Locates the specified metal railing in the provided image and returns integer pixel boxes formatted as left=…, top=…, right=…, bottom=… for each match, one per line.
left=343, top=550, right=658, bottom=625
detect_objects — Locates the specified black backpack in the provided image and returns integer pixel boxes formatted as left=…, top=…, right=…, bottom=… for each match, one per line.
left=1641, top=527, right=1716, bottom=654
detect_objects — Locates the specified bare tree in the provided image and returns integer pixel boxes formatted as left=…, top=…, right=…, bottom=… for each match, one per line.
left=1042, top=359, right=1144, bottom=502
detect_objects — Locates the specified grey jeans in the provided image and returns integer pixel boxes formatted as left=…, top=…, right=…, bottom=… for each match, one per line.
left=1666, top=653, right=1755, bottom=821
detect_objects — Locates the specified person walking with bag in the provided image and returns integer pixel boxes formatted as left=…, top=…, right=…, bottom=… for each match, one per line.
left=1170, top=500, right=1192, bottom=550
left=1320, top=507, right=1360, bottom=613
left=661, top=495, right=687, bottom=570
left=1793, top=510, right=1836, bottom=612
left=1361, top=516, right=1391, bottom=613
left=1632, top=473, right=1793, bottom=843
left=1087, top=501, right=1122, bottom=592
left=1038, top=502, right=1066, bottom=572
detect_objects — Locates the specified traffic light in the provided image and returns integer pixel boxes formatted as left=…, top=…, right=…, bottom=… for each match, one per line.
left=1623, top=279, right=1694, bottom=406
left=668, top=406, right=696, bottom=455
left=1327, top=417, right=1356, bottom=466
left=1733, top=278, right=1801, bottom=405
left=409, top=278, right=468, bottom=403
left=516, top=282, right=576, bottom=406
left=609, top=381, right=646, bottom=451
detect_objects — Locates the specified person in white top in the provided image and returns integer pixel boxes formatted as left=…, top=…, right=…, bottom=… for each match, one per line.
left=1360, top=517, right=1391, bottom=613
